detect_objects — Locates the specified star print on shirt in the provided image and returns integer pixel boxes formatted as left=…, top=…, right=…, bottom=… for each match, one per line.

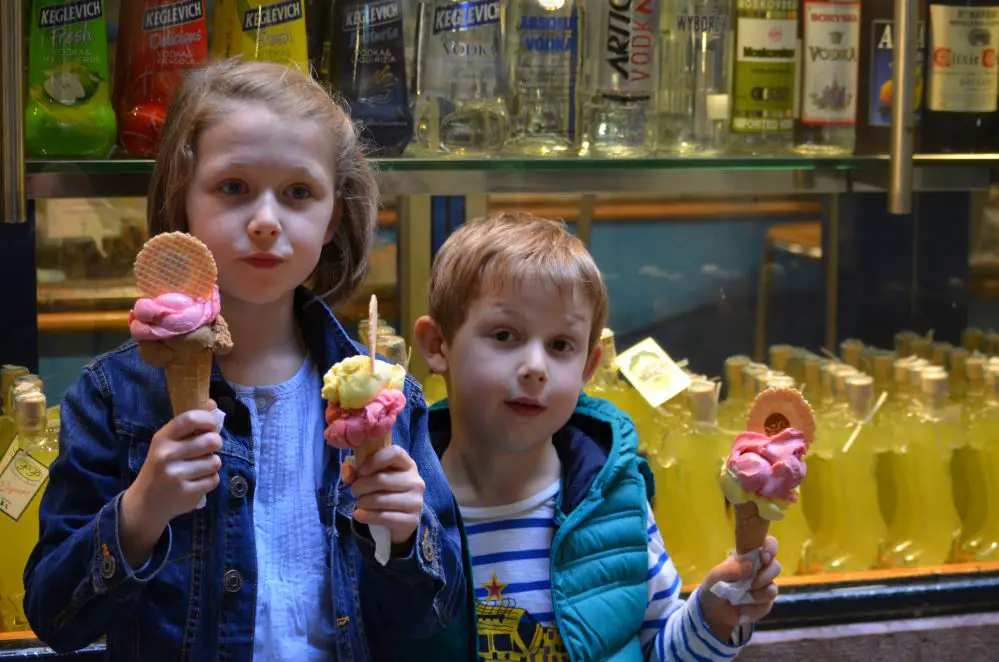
left=482, top=572, right=508, bottom=601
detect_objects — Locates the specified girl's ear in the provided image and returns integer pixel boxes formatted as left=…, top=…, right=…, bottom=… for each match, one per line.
left=324, top=194, right=343, bottom=246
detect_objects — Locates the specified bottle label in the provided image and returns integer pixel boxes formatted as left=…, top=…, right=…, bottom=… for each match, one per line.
left=140, top=1, right=207, bottom=72
left=333, top=0, right=412, bottom=155
left=30, top=0, right=110, bottom=108
left=512, top=9, right=580, bottom=139
left=868, top=19, right=927, bottom=127
left=0, top=450, right=49, bottom=522
left=594, top=0, right=659, bottom=98
left=424, top=0, right=503, bottom=97
left=732, top=16, right=797, bottom=132
left=236, top=0, right=308, bottom=70
left=801, top=0, right=860, bottom=125
left=927, top=5, right=999, bottom=112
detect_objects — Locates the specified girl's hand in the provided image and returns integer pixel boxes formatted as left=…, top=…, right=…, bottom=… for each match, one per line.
left=344, top=445, right=425, bottom=546
left=121, top=401, right=223, bottom=567
left=698, top=536, right=782, bottom=641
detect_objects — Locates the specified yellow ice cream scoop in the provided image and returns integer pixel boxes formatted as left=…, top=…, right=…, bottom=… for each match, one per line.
left=322, top=354, right=406, bottom=409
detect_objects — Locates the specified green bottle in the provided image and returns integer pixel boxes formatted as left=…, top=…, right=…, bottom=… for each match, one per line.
left=25, top=0, right=117, bottom=158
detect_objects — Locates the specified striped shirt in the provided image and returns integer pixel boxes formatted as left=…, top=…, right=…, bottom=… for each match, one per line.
left=461, top=480, right=747, bottom=661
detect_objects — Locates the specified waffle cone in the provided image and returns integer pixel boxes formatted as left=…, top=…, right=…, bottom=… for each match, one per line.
left=355, top=432, right=392, bottom=466
left=734, top=502, right=770, bottom=554
left=164, top=345, right=213, bottom=416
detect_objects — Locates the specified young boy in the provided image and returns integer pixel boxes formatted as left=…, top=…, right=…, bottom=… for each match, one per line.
left=414, top=211, right=781, bottom=661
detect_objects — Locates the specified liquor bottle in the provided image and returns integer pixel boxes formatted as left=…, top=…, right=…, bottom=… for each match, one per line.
left=329, top=0, right=413, bottom=156
left=958, top=364, right=999, bottom=561
left=717, top=354, right=751, bottom=430
left=657, top=0, right=733, bottom=154
left=233, top=0, right=309, bottom=70
left=25, top=0, right=117, bottom=157
left=582, top=0, right=662, bottom=156
left=0, top=386, right=59, bottom=632
left=504, top=0, right=581, bottom=156
left=413, top=0, right=508, bottom=156
left=114, top=0, right=209, bottom=156
left=655, top=381, right=733, bottom=584
left=840, top=338, right=865, bottom=368
left=794, top=0, right=861, bottom=155
left=855, top=0, right=927, bottom=154
left=921, top=0, right=999, bottom=152
left=728, top=0, right=798, bottom=154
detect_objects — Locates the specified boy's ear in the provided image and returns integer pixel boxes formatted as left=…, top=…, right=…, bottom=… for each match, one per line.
left=414, top=315, right=449, bottom=375
left=582, top=345, right=602, bottom=385
left=324, top=194, right=343, bottom=246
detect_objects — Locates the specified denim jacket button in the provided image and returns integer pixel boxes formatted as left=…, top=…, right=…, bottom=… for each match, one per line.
left=100, top=555, right=116, bottom=580
left=223, top=569, right=243, bottom=593
left=229, top=475, right=248, bottom=499
left=421, top=537, right=435, bottom=564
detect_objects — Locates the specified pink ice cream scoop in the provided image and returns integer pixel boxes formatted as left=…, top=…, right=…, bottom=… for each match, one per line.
left=324, top=388, right=406, bottom=449
left=129, top=287, right=221, bottom=341
left=727, top=427, right=808, bottom=503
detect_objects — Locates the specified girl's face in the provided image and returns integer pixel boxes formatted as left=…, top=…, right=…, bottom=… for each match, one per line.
left=185, top=103, right=338, bottom=308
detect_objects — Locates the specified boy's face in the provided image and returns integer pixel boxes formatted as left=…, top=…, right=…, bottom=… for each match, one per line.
left=435, top=279, right=599, bottom=454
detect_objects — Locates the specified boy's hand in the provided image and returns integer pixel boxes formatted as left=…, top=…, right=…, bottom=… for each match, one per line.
left=121, top=401, right=223, bottom=567
left=698, top=536, right=782, bottom=642
left=344, top=445, right=425, bottom=547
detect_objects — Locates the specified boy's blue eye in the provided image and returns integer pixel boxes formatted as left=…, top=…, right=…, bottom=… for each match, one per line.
left=552, top=339, right=573, bottom=353
left=287, top=185, right=312, bottom=200
left=219, top=180, right=246, bottom=195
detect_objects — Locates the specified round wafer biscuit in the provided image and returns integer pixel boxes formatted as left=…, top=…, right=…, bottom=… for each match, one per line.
left=746, top=387, right=816, bottom=445
left=134, top=232, right=217, bottom=299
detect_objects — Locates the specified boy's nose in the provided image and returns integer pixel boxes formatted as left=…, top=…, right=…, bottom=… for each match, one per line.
left=518, top=344, right=548, bottom=386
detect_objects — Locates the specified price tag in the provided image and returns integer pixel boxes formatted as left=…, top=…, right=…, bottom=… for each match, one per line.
left=616, top=338, right=693, bottom=408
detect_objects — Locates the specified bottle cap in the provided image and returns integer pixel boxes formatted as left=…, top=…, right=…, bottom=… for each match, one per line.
left=768, top=345, right=795, bottom=373
left=839, top=339, right=865, bottom=368
left=14, top=388, right=47, bottom=432
left=724, top=355, right=751, bottom=399
left=687, top=380, right=718, bottom=423
left=931, top=342, right=953, bottom=367
left=376, top=335, right=409, bottom=369
left=894, top=330, right=920, bottom=356
left=963, top=327, right=983, bottom=352
left=846, top=374, right=874, bottom=417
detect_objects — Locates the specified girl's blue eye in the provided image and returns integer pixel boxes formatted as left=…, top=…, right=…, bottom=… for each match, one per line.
left=219, top=180, right=246, bottom=195
left=494, top=330, right=513, bottom=342
left=287, top=185, right=312, bottom=200
left=552, top=339, right=573, bottom=353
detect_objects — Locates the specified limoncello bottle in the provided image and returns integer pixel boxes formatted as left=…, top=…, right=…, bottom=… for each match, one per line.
left=885, top=369, right=962, bottom=567
left=717, top=355, right=751, bottom=431
left=840, top=338, right=866, bottom=369
left=0, top=386, right=59, bottom=631
left=656, top=381, right=733, bottom=584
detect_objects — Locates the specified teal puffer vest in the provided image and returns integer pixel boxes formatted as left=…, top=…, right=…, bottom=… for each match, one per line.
left=402, top=393, right=654, bottom=661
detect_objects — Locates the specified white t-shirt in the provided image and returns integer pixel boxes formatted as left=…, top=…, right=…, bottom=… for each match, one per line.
left=461, top=480, right=747, bottom=661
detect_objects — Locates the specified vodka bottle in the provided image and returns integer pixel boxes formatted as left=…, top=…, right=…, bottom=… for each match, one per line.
left=794, top=0, right=861, bottom=155
left=413, top=0, right=509, bottom=156
left=658, top=0, right=733, bottom=154
left=504, top=0, right=582, bottom=156
left=582, top=0, right=662, bottom=157
left=729, top=0, right=798, bottom=154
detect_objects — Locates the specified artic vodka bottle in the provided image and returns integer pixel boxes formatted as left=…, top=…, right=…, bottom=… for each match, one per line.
left=583, top=0, right=662, bottom=156
left=729, top=0, right=798, bottom=154
left=658, top=0, right=733, bottom=154
left=413, top=0, right=509, bottom=156
left=504, top=0, right=581, bottom=156
left=793, top=0, right=861, bottom=155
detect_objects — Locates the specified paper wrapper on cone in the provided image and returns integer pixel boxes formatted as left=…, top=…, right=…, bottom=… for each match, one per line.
left=347, top=433, right=394, bottom=566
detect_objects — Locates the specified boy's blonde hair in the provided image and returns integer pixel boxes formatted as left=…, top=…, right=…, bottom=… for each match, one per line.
left=147, top=58, right=378, bottom=305
left=429, top=211, right=608, bottom=350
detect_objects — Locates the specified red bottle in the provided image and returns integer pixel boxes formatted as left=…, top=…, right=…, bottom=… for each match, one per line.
left=114, top=0, right=209, bottom=156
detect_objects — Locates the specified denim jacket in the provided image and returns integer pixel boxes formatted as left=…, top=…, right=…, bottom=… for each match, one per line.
left=23, top=288, right=465, bottom=661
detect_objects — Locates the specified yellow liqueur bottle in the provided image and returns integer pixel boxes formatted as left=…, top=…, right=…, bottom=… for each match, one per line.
left=894, top=330, right=921, bottom=357
left=839, top=339, right=866, bottom=369
left=0, top=386, right=59, bottom=632
left=718, top=355, right=751, bottom=432
left=885, top=370, right=963, bottom=567
left=656, top=381, right=733, bottom=585
left=802, top=374, right=887, bottom=572
left=962, top=327, right=984, bottom=353
left=931, top=342, right=953, bottom=368
left=760, top=373, right=811, bottom=575
left=954, top=360, right=999, bottom=561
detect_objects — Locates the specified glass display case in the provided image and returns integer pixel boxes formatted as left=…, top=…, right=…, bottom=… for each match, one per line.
left=3, top=0, right=999, bottom=659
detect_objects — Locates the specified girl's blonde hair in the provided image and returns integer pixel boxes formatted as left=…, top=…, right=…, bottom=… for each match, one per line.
left=147, top=58, right=378, bottom=305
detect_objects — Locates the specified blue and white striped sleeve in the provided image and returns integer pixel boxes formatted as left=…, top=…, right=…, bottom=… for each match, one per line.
left=640, top=506, right=750, bottom=661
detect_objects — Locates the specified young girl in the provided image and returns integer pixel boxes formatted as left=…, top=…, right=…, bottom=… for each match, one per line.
left=24, top=60, right=464, bottom=661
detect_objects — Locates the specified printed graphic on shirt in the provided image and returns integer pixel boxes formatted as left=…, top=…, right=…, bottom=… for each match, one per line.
left=475, top=571, right=568, bottom=661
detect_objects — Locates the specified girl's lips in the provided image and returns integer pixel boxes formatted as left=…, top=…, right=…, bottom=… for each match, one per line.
left=241, top=255, right=283, bottom=269
left=505, top=400, right=546, bottom=417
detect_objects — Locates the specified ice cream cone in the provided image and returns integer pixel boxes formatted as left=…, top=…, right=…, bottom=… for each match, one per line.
left=734, top=502, right=770, bottom=554
left=354, top=432, right=392, bottom=467
left=164, top=345, right=213, bottom=416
